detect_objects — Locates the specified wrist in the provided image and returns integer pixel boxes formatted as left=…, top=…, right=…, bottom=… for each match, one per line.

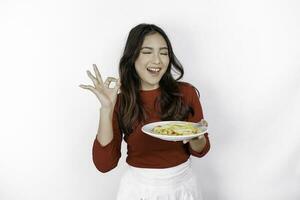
left=100, top=106, right=114, bottom=112
left=188, top=136, right=207, bottom=153
left=189, top=136, right=206, bottom=145
left=99, top=106, right=114, bottom=118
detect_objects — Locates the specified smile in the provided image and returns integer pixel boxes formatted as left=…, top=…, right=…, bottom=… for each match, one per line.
left=147, top=67, right=161, bottom=73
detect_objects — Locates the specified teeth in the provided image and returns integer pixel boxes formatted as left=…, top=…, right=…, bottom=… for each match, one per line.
left=147, top=67, right=161, bottom=72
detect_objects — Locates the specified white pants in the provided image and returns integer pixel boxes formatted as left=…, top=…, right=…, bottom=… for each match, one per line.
left=116, top=159, right=203, bottom=200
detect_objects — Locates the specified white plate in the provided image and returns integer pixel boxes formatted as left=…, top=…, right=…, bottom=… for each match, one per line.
left=141, top=121, right=208, bottom=142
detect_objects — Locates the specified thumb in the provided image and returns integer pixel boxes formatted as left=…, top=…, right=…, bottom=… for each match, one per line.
left=115, top=78, right=121, bottom=92
left=183, top=139, right=189, bottom=144
left=198, top=134, right=205, bottom=140
left=116, top=78, right=121, bottom=87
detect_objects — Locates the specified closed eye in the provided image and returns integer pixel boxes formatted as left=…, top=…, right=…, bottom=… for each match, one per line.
left=141, top=52, right=168, bottom=55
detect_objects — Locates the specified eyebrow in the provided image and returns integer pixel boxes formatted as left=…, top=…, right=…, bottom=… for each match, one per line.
left=140, top=47, right=168, bottom=50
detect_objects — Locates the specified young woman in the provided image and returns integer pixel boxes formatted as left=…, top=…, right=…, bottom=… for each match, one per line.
left=79, top=23, right=210, bottom=200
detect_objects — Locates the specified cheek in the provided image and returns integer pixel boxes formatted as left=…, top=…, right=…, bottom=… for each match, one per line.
left=136, top=54, right=149, bottom=63
left=134, top=57, right=143, bottom=68
left=162, top=57, right=170, bottom=66
left=134, top=60, right=146, bottom=75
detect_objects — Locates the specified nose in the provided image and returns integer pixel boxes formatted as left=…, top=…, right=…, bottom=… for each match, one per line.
left=152, top=53, right=161, bottom=64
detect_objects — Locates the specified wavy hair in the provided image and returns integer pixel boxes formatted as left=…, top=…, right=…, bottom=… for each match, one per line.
left=118, top=23, right=194, bottom=135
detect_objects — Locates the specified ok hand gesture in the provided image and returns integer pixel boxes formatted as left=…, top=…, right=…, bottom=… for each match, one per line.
left=79, top=64, right=121, bottom=109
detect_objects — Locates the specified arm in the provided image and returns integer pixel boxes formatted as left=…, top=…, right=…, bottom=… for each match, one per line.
left=97, top=107, right=114, bottom=146
left=79, top=64, right=122, bottom=173
left=92, top=105, right=122, bottom=173
left=188, top=133, right=210, bottom=157
left=188, top=134, right=207, bottom=153
left=186, top=85, right=211, bottom=157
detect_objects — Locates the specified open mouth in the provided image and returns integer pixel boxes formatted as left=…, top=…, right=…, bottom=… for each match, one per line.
left=147, top=67, right=161, bottom=74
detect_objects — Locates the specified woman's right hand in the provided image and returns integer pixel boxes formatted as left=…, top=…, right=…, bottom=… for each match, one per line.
left=79, top=64, right=121, bottom=109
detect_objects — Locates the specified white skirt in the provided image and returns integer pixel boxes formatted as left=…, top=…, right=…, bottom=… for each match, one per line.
left=116, top=159, right=203, bottom=200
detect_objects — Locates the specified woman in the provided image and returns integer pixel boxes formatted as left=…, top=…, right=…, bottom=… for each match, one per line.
left=79, top=23, right=210, bottom=200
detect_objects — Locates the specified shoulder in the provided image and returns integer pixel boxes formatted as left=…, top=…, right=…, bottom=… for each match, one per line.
left=177, top=81, right=200, bottom=105
left=177, top=81, right=199, bottom=96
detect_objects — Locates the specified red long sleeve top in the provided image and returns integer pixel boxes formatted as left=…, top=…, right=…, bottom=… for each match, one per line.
left=92, top=82, right=210, bottom=173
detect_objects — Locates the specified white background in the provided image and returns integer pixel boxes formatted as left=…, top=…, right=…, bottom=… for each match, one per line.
left=0, top=0, right=299, bottom=199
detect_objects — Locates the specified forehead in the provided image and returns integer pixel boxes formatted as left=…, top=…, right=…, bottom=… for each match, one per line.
left=141, top=33, right=168, bottom=47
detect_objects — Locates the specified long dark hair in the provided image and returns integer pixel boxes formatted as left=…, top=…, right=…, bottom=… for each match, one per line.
left=118, top=23, right=194, bottom=135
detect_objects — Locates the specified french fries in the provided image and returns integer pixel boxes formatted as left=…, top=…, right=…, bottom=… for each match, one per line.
left=152, top=123, right=200, bottom=136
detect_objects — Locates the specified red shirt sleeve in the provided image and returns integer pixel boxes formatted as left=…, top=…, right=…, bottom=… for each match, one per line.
left=188, top=133, right=210, bottom=157
left=185, top=84, right=211, bottom=157
left=92, top=104, right=122, bottom=173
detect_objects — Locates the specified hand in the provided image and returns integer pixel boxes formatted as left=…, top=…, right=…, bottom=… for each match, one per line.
left=198, top=119, right=208, bottom=127
left=79, top=64, right=121, bottom=108
left=183, top=119, right=208, bottom=144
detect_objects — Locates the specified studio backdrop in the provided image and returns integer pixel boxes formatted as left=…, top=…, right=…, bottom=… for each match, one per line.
left=0, top=0, right=299, bottom=199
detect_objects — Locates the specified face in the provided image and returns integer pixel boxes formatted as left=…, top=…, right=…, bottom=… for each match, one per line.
left=134, top=33, right=170, bottom=91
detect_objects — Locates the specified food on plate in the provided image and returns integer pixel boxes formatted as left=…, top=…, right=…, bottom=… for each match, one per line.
left=152, top=122, right=200, bottom=136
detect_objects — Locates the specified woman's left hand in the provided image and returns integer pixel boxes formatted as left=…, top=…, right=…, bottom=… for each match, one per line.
left=183, top=119, right=208, bottom=144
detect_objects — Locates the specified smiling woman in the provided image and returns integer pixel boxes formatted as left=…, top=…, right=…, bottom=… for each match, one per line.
left=79, top=23, right=210, bottom=200
left=134, top=33, right=169, bottom=91
left=135, top=35, right=170, bottom=90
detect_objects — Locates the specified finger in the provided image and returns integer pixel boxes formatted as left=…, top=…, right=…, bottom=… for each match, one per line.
left=116, top=78, right=121, bottom=87
left=114, top=78, right=121, bottom=90
left=93, top=64, right=104, bottom=85
left=103, top=78, right=110, bottom=87
left=104, top=77, right=118, bottom=88
left=114, top=78, right=121, bottom=93
left=80, top=84, right=101, bottom=96
left=202, top=119, right=208, bottom=126
left=199, top=119, right=208, bottom=127
left=183, top=139, right=189, bottom=144
left=79, top=84, right=95, bottom=91
left=86, top=70, right=99, bottom=87
left=198, top=135, right=205, bottom=140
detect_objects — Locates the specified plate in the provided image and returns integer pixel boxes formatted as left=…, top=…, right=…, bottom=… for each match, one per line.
left=141, top=121, right=208, bottom=142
